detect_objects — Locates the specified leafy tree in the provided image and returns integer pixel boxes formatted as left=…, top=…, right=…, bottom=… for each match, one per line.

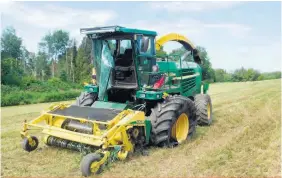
left=1, top=26, right=28, bottom=85
left=26, top=52, right=36, bottom=77
left=1, top=58, right=24, bottom=85
left=39, top=30, right=69, bottom=78
left=257, top=75, right=264, bottom=81
left=214, top=69, right=232, bottom=82
left=67, top=39, right=77, bottom=82
left=156, top=46, right=168, bottom=59
left=1, top=26, right=22, bottom=60
left=168, top=47, right=184, bottom=61
left=75, top=37, right=92, bottom=83
left=231, top=67, right=261, bottom=82
left=35, top=52, right=51, bottom=81
left=214, top=69, right=226, bottom=82
left=60, top=70, right=68, bottom=82
left=196, top=46, right=215, bottom=82
left=261, top=71, right=281, bottom=80
left=19, top=46, right=30, bottom=74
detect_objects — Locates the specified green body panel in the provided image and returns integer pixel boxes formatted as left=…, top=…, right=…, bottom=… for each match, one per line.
left=144, top=119, right=152, bottom=144
left=116, top=26, right=157, bottom=36
left=137, top=60, right=203, bottom=98
left=157, top=61, right=179, bottom=72
left=84, top=84, right=99, bottom=93
left=203, top=82, right=209, bottom=94
left=129, top=119, right=152, bottom=144
left=84, top=60, right=205, bottom=102
left=136, top=90, right=163, bottom=100
left=91, top=101, right=127, bottom=110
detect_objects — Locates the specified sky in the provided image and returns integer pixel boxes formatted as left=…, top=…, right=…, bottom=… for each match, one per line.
left=0, top=1, right=281, bottom=72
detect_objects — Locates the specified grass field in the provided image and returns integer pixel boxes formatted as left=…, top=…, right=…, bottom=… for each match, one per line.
left=1, top=79, right=281, bottom=177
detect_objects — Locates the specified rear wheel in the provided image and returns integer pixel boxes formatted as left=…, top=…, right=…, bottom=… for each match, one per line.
left=75, top=92, right=97, bottom=107
left=149, top=95, right=197, bottom=147
left=195, top=94, right=213, bottom=126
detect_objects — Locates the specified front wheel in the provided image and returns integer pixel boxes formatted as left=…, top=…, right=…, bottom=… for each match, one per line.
left=149, top=95, right=197, bottom=147
left=22, top=136, right=39, bottom=152
left=195, top=94, right=213, bottom=126
left=80, top=153, right=103, bottom=177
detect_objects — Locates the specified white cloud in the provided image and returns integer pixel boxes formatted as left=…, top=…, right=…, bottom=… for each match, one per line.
left=149, top=1, right=242, bottom=12
left=2, top=3, right=116, bottom=29
left=123, top=19, right=281, bottom=72
left=123, top=19, right=251, bottom=49
left=0, top=0, right=13, bottom=10
left=1, top=2, right=117, bottom=52
left=203, top=23, right=251, bottom=37
left=208, top=42, right=281, bottom=72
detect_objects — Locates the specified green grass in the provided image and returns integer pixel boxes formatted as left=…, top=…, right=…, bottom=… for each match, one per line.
left=1, top=79, right=281, bottom=177
left=1, top=90, right=81, bottom=106
left=1, top=78, right=83, bottom=106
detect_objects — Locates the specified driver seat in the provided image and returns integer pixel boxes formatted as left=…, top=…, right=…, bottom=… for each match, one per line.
left=115, top=49, right=133, bottom=67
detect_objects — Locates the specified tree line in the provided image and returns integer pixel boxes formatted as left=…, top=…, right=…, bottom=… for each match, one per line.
left=1, top=26, right=93, bottom=86
left=1, top=26, right=281, bottom=88
left=1, top=26, right=90, bottom=106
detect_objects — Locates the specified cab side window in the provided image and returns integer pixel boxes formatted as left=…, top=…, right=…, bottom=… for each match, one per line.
left=138, top=35, right=154, bottom=56
left=120, top=40, right=132, bottom=54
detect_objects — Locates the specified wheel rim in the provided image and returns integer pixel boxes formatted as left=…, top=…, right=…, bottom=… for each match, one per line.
left=117, top=150, right=128, bottom=160
left=207, top=103, right=211, bottom=119
left=171, top=113, right=189, bottom=143
left=30, top=140, right=36, bottom=147
left=28, top=138, right=36, bottom=147
left=90, top=162, right=100, bottom=173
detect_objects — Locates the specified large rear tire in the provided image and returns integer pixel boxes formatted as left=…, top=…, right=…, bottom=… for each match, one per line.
left=148, top=95, right=197, bottom=147
left=75, top=92, right=97, bottom=107
left=195, top=94, right=213, bottom=126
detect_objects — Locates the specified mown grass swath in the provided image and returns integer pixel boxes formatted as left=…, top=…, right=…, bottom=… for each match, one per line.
left=1, top=79, right=280, bottom=177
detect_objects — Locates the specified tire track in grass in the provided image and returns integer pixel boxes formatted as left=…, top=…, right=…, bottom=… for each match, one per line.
left=191, top=87, right=280, bottom=176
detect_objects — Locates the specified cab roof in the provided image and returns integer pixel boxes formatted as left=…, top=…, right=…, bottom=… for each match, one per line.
left=80, top=26, right=157, bottom=36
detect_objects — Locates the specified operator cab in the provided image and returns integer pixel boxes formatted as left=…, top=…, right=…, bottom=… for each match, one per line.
left=80, top=26, right=157, bottom=103
left=111, top=37, right=136, bottom=89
